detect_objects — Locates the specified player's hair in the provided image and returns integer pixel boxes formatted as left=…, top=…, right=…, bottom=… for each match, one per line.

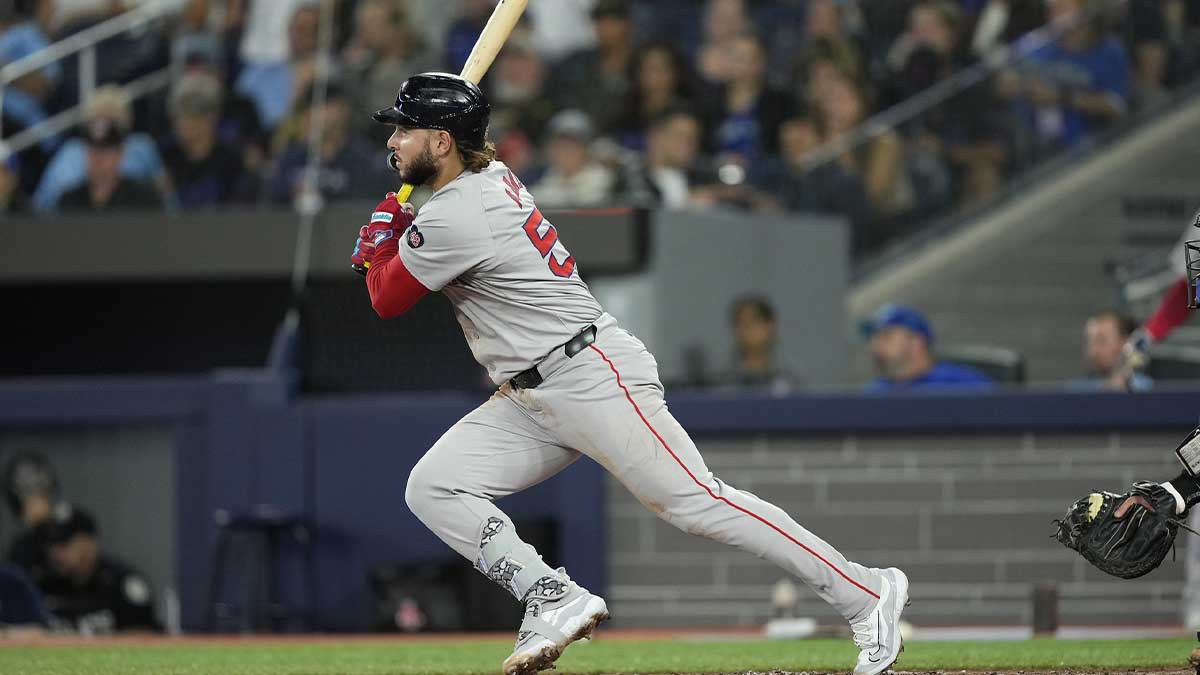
left=459, top=140, right=497, bottom=173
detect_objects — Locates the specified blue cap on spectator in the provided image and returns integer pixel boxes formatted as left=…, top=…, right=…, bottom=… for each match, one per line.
left=862, top=304, right=935, bottom=344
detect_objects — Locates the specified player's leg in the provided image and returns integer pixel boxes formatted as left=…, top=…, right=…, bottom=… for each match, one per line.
left=405, top=390, right=578, bottom=586
left=403, top=391, right=607, bottom=675
left=538, top=319, right=904, bottom=675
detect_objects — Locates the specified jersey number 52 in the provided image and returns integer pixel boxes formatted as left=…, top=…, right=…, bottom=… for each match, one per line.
left=522, top=207, right=576, bottom=278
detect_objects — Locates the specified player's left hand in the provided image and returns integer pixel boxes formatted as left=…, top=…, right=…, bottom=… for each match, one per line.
left=351, top=225, right=373, bottom=274
left=352, top=193, right=415, bottom=275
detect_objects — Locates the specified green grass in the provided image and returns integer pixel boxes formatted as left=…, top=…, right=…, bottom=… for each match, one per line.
left=0, top=637, right=1194, bottom=675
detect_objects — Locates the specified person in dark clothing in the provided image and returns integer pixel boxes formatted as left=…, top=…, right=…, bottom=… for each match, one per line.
left=0, top=563, right=49, bottom=629
left=750, top=115, right=871, bottom=231
left=550, top=0, right=635, bottom=130
left=713, top=33, right=794, bottom=160
left=266, top=85, right=393, bottom=204
left=3, top=450, right=59, bottom=588
left=38, top=503, right=160, bottom=634
left=714, top=295, right=801, bottom=394
left=162, top=70, right=257, bottom=208
left=58, top=118, right=163, bottom=211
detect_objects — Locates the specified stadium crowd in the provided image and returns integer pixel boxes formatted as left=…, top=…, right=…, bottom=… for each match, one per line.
left=2, top=0, right=1199, bottom=253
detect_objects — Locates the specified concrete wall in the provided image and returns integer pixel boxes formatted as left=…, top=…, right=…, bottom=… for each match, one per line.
left=593, top=211, right=849, bottom=387
left=607, top=430, right=1185, bottom=628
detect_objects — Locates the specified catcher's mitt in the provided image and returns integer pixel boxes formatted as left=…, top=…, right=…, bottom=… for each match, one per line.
left=1053, top=481, right=1196, bottom=579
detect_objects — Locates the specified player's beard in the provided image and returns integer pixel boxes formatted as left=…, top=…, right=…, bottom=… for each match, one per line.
left=397, top=139, right=439, bottom=187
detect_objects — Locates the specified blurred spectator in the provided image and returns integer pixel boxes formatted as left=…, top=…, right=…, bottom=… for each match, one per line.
left=527, top=0, right=593, bottom=60
left=234, top=1, right=320, bottom=131
left=529, top=110, right=613, bottom=209
left=169, top=48, right=270, bottom=177
left=864, top=304, right=995, bottom=391
left=162, top=70, right=257, bottom=208
left=714, top=33, right=794, bottom=160
left=695, top=0, right=752, bottom=86
left=0, top=154, right=23, bottom=213
left=38, top=503, right=160, bottom=633
left=551, top=0, right=635, bottom=130
left=444, top=0, right=493, bottom=74
left=796, top=0, right=866, bottom=79
left=3, top=450, right=59, bottom=587
left=885, top=0, right=965, bottom=103
left=1, top=0, right=64, bottom=189
left=33, top=86, right=166, bottom=211
left=613, top=105, right=705, bottom=210
left=796, top=35, right=866, bottom=108
left=815, top=71, right=913, bottom=221
left=235, top=0, right=311, bottom=67
left=58, top=116, right=165, bottom=210
left=1125, top=0, right=1171, bottom=108
left=341, top=0, right=437, bottom=141
left=1069, top=310, right=1153, bottom=392
left=266, top=85, right=393, bottom=204
left=966, top=0, right=1046, bottom=58
left=609, top=40, right=703, bottom=151
left=750, top=115, right=870, bottom=230
left=1000, top=0, right=1130, bottom=152
left=488, top=33, right=556, bottom=152
left=888, top=1, right=1006, bottom=210
left=714, top=295, right=800, bottom=394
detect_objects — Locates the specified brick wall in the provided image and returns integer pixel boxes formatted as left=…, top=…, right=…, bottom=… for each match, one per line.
left=606, top=430, right=1185, bottom=628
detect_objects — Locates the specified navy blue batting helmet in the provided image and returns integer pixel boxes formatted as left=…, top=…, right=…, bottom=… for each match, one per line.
left=372, top=73, right=490, bottom=151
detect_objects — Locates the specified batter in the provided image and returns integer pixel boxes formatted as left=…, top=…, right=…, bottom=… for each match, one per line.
left=351, top=72, right=909, bottom=675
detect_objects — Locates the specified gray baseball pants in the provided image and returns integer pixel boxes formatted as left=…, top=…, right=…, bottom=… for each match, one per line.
left=404, top=313, right=883, bottom=622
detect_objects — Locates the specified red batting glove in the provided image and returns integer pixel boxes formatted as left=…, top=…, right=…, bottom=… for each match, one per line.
left=351, top=192, right=414, bottom=275
left=350, top=225, right=373, bottom=274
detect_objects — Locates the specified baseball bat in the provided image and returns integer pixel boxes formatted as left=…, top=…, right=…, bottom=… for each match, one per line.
left=391, top=0, right=529, bottom=205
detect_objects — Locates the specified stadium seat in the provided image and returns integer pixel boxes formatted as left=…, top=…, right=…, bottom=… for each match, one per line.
left=937, top=344, right=1027, bottom=385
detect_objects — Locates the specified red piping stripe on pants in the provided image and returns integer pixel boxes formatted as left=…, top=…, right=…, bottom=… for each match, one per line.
left=588, top=344, right=880, bottom=601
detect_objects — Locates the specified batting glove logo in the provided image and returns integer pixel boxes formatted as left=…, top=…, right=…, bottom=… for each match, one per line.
left=371, top=229, right=395, bottom=245
left=371, top=211, right=394, bottom=224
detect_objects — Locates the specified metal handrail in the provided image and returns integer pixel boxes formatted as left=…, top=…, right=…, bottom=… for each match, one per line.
left=0, top=3, right=182, bottom=160
left=0, top=3, right=175, bottom=85
left=799, top=0, right=1130, bottom=171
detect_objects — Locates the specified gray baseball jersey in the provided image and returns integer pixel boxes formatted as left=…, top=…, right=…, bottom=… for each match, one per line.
left=396, top=161, right=888, bottom=626
left=399, top=161, right=603, bottom=385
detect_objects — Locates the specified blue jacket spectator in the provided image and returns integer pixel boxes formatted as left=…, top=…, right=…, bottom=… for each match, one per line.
left=1010, top=0, right=1130, bottom=148
left=31, top=87, right=164, bottom=211
left=864, top=304, right=996, bottom=391
left=0, top=5, right=63, bottom=154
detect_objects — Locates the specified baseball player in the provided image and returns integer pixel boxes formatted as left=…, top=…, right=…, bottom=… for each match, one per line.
left=351, top=73, right=908, bottom=675
left=1122, top=207, right=1200, bottom=368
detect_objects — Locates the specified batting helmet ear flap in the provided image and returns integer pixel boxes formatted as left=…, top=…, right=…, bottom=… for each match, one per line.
left=2, top=450, right=59, bottom=518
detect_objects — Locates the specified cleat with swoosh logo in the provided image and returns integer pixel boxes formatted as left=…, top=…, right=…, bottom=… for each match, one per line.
left=851, top=567, right=910, bottom=675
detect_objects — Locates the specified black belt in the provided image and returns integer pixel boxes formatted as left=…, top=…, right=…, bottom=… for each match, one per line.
left=510, top=325, right=597, bottom=390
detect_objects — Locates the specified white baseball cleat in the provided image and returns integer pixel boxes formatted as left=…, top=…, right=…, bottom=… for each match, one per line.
left=851, top=567, right=910, bottom=675
left=501, top=569, right=610, bottom=675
